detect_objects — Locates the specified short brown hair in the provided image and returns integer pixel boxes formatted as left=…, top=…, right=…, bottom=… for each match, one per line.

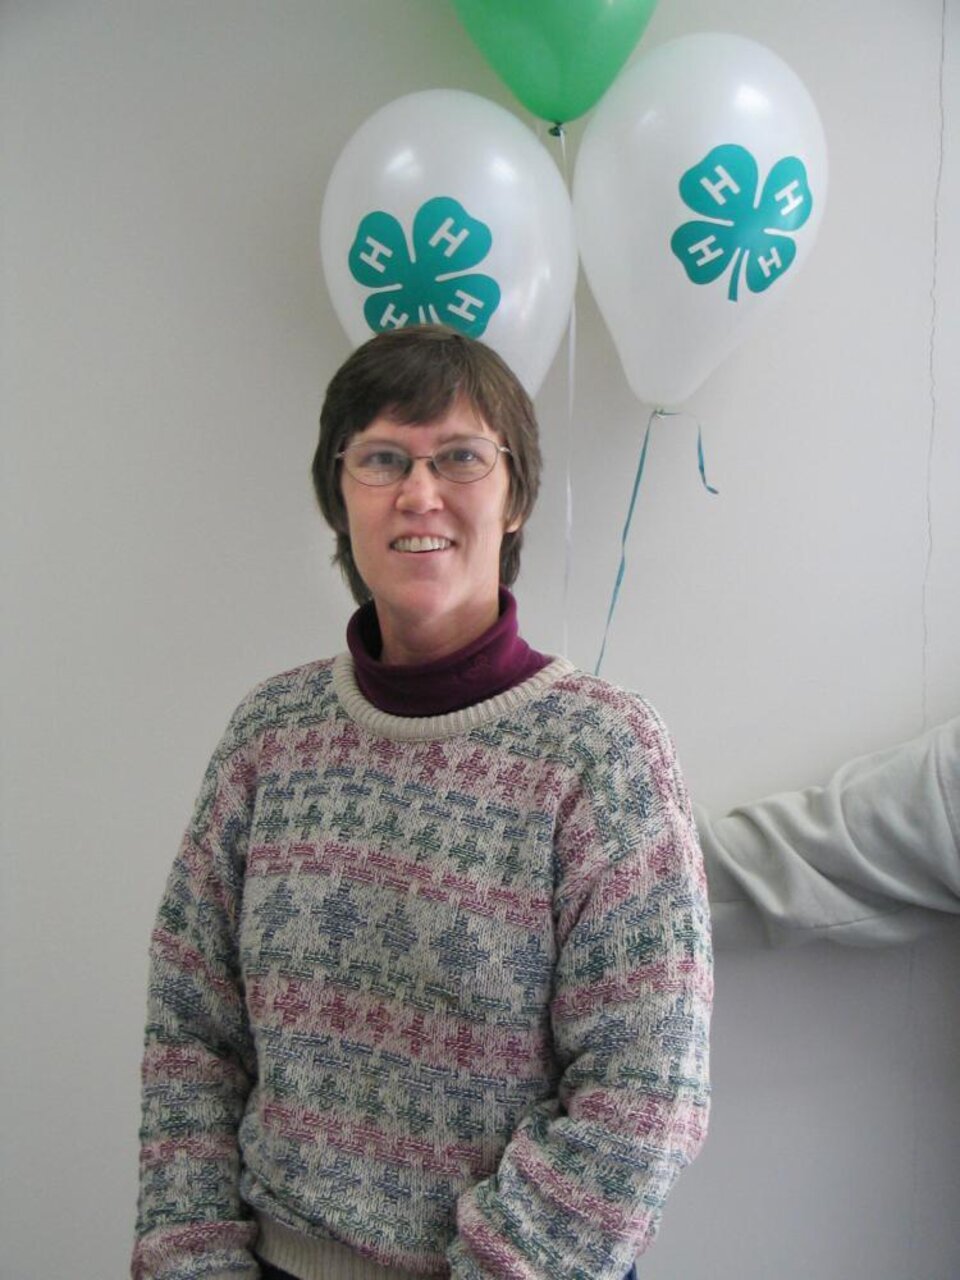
left=312, top=325, right=541, bottom=604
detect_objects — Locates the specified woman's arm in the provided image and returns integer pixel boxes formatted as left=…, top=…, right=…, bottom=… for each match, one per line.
left=449, top=697, right=713, bottom=1278
left=133, top=718, right=260, bottom=1280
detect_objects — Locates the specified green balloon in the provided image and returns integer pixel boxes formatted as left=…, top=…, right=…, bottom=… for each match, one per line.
left=452, top=0, right=659, bottom=125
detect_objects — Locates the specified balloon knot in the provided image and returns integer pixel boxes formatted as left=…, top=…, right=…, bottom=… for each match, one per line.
left=548, top=122, right=565, bottom=138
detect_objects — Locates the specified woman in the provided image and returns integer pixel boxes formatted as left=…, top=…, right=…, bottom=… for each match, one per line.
left=133, top=326, right=712, bottom=1280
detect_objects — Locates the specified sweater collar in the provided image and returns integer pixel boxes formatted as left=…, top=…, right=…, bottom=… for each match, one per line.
left=346, top=588, right=549, bottom=717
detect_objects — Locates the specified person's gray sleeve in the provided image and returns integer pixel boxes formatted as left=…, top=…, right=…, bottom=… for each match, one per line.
left=696, top=716, right=960, bottom=947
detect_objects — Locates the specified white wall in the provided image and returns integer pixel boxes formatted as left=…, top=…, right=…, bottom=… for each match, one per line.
left=2, top=2, right=957, bottom=1277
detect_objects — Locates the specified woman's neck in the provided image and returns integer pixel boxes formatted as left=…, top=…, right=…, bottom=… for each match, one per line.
left=377, top=598, right=501, bottom=666
left=346, top=588, right=550, bottom=717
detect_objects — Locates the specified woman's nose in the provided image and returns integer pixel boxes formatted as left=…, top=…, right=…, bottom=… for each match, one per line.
left=394, top=458, right=444, bottom=511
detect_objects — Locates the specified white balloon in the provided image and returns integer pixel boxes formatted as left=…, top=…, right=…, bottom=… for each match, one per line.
left=574, top=33, right=828, bottom=407
left=321, top=89, right=578, bottom=397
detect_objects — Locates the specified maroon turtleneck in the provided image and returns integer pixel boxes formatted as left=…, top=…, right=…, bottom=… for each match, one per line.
left=346, top=588, right=551, bottom=717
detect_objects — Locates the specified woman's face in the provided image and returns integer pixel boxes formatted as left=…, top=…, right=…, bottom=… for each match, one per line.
left=340, top=400, right=520, bottom=664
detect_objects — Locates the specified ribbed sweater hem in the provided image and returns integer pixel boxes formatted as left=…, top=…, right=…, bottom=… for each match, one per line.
left=255, top=1216, right=422, bottom=1279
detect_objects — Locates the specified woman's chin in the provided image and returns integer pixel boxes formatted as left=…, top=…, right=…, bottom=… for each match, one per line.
left=372, top=576, right=500, bottom=659
left=377, top=579, right=460, bottom=623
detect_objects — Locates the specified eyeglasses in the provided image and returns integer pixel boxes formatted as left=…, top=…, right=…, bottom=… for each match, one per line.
left=337, top=436, right=511, bottom=486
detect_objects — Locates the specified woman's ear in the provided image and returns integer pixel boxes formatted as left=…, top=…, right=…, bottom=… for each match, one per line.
left=504, top=513, right=523, bottom=535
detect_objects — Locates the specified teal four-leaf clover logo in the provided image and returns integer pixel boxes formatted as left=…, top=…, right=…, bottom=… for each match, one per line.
left=348, top=196, right=501, bottom=338
left=670, top=144, right=813, bottom=302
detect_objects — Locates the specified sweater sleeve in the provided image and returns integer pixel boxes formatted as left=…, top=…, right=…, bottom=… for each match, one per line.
left=700, top=715, right=960, bottom=947
left=449, top=699, right=713, bottom=1279
left=132, top=710, right=261, bottom=1280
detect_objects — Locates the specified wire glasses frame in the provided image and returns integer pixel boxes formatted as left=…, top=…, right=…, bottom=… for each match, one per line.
left=336, top=436, right=512, bottom=487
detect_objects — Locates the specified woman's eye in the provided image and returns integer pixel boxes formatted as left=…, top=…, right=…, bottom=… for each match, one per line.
left=359, top=448, right=406, bottom=469
left=440, top=446, right=479, bottom=465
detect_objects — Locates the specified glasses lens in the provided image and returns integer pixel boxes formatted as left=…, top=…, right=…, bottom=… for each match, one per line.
left=433, top=437, right=498, bottom=483
left=343, top=442, right=409, bottom=485
left=340, top=436, right=503, bottom=485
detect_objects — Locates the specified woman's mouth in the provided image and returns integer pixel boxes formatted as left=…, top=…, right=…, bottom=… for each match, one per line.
left=390, top=536, right=453, bottom=553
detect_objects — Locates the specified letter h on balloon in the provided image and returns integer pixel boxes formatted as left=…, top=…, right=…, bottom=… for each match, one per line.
left=699, top=164, right=741, bottom=206
left=428, top=215, right=472, bottom=257
left=686, top=235, right=726, bottom=268
left=774, top=179, right=805, bottom=218
left=446, top=289, right=486, bottom=324
left=358, top=236, right=395, bottom=274
left=378, top=301, right=410, bottom=328
left=755, top=246, right=783, bottom=280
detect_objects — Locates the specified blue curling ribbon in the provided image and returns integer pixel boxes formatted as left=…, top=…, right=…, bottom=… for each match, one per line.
left=594, top=412, right=655, bottom=676
left=697, top=425, right=719, bottom=495
left=657, top=412, right=720, bottom=495
left=594, top=412, right=719, bottom=677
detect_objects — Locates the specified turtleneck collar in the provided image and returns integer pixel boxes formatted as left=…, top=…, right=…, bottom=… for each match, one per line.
left=346, top=588, right=550, bottom=717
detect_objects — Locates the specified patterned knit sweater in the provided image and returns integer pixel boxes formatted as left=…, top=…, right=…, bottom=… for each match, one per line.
left=134, top=654, right=712, bottom=1280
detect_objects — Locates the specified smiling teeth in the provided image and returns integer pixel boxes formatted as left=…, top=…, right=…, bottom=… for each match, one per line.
left=392, top=536, right=452, bottom=553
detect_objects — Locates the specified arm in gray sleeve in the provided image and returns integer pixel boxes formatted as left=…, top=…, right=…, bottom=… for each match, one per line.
left=697, top=716, right=960, bottom=947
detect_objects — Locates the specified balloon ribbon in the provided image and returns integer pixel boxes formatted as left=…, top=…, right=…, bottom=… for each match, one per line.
left=562, top=300, right=576, bottom=657
left=697, top=426, right=719, bottom=494
left=550, top=121, right=576, bottom=659
left=594, top=412, right=655, bottom=676
left=594, top=414, right=719, bottom=676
